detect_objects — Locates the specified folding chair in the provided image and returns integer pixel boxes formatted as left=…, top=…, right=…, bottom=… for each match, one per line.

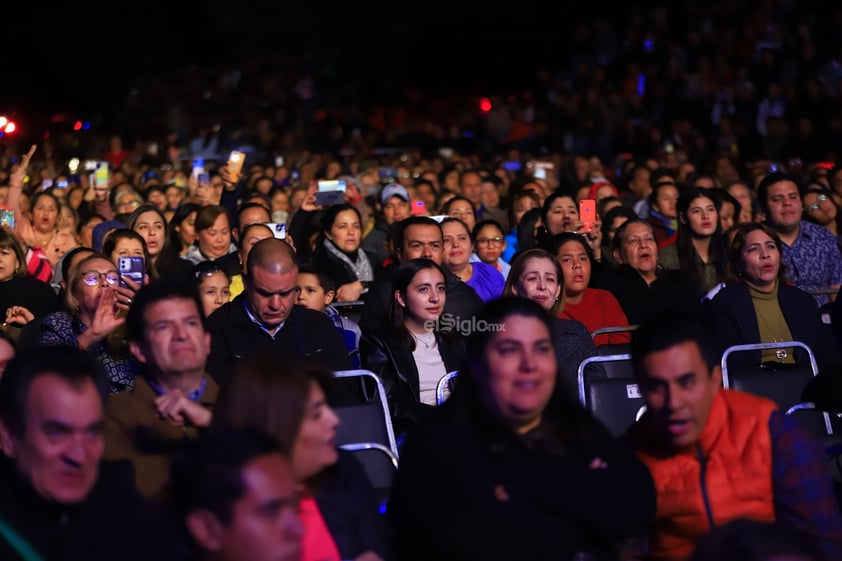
left=331, top=300, right=366, bottom=325
left=577, top=353, right=643, bottom=436
left=721, top=341, right=833, bottom=436
left=436, top=371, right=459, bottom=406
left=590, top=325, right=638, bottom=356
left=331, top=369, right=399, bottom=509
left=578, top=352, right=635, bottom=380
left=785, top=402, right=836, bottom=440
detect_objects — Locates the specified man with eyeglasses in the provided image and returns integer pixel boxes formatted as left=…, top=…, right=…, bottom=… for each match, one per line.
left=205, top=237, right=352, bottom=385
left=758, top=171, right=842, bottom=307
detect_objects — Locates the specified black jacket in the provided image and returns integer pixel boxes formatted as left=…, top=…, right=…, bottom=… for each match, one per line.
left=604, top=264, right=701, bottom=326
left=705, top=281, right=842, bottom=372
left=205, top=294, right=353, bottom=385
left=0, top=457, right=187, bottom=561
left=358, top=265, right=483, bottom=337
left=360, top=329, right=465, bottom=435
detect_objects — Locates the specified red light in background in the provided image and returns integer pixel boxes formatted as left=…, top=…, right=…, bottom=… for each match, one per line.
left=479, top=98, right=492, bottom=112
left=4, top=121, right=15, bottom=134
left=74, top=121, right=83, bottom=131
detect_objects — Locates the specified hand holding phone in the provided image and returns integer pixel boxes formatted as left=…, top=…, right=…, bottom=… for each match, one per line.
left=578, top=199, right=597, bottom=233
left=227, top=151, right=245, bottom=183
left=314, top=180, right=347, bottom=207
left=118, top=256, right=145, bottom=289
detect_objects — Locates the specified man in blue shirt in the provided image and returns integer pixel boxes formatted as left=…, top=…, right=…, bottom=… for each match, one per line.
left=757, top=171, right=842, bottom=307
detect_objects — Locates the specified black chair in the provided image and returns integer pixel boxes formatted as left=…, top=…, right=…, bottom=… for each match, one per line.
left=331, top=369, right=399, bottom=509
left=578, top=353, right=635, bottom=381
left=721, top=341, right=832, bottom=435
left=331, top=300, right=366, bottom=326
left=577, top=353, right=644, bottom=437
left=785, top=402, right=838, bottom=442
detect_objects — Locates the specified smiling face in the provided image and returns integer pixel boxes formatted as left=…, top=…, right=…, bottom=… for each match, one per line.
left=682, top=195, right=718, bottom=237
left=638, top=340, right=721, bottom=450
left=291, top=382, right=339, bottom=480
left=764, top=180, right=802, bottom=232
left=739, top=229, right=780, bottom=290
left=544, top=195, right=578, bottom=236
left=511, top=256, right=561, bottom=311
left=479, top=315, right=557, bottom=434
left=442, top=220, right=472, bottom=270
left=396, top=267, right=446, bottom=331
left=325, top=209, right=361, bottom=253
left=556, top=240, right=591, bottom=299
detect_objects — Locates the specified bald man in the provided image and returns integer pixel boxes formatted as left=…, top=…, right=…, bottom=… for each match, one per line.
left=205, top=238, right=352, bottom=384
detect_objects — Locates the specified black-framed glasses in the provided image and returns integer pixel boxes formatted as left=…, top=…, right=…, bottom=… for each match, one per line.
left=807, top=194, right=829, bottom=212
left=476, top=236, right=504, bottom=246
left=81, top=270, right=119, bottom=286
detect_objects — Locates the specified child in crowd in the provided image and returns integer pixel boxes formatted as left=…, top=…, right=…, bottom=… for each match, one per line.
left=296, top=264, right=362, bottom=368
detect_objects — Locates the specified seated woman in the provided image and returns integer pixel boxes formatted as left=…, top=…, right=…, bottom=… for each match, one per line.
left=543, top=232, right=632, bottom=347
left=388, top=297, right=656, bottom=561
left=360, top=258, right=465, bottom=436
left=0, top=227, right=57, bottom=327
left=308, top=203, right=375, bottom=302
left=440, top=217, right=505, bottom=302
left=212, top=355, right=392, bottom=561
left=172, top=204, right=241, bottom=283
left=659, top=187, right=728, bottom=298
left=502, top=247, right=605, bottom=400
left=705, top=222, right=841, bottom=371
left=126, top=204, right=168, bottom=279
left=39, top=252, right=140, bottom=393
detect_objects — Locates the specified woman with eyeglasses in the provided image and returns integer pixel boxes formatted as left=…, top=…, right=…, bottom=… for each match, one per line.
left=38, top=252, right=140, bottom=394
left=193, top=261, right=231, bottom=318
left=440, top=218, right=505, bottom=302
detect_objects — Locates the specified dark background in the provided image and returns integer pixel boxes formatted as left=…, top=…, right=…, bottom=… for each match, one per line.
left=1, top=1, right=620, bottom=116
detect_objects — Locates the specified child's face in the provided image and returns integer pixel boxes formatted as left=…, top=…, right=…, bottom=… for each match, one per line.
left=296, top=272, right=332, bottom=313
left=474, top=224, right=506, bottom=265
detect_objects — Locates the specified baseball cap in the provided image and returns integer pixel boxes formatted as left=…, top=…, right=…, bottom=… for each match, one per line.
left=379, top=183, right=409, bottom=205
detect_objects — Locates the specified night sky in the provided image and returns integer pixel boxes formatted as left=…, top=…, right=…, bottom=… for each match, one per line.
left=2, top=1, right=612, bottom=122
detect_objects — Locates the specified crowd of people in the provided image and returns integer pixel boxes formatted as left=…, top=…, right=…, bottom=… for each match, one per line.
left=2, top=0, right=842, bottom=558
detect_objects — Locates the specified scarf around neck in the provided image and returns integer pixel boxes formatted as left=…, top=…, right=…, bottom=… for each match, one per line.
left=649, top=208, right=678, bottom=237
left=323, top=238, right=374, bottom=282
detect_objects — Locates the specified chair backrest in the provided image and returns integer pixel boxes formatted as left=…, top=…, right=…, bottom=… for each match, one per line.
left=578, top=353, right=635, bottom=386
left=583, top=378, right=646, bottom=437
left=577, top=353, right=642, bottom=436
left=331, top=370, right=399, bottom=460
left=596, top=342, right=632, bottom=357
left=785, top=402, right=836, bottom=438
left=721, top=341, right=832, bottom=434
left=331, top=370, right=400, bottom=510
left=331, top=300, right=366, bottom=325
left=436, top=371, right=459, bottom=406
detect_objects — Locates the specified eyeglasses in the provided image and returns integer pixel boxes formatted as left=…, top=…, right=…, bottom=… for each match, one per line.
left=118, top=200, right=140, bottom=210
left=80, top=270, right=119, bottom=286
left=476, top=237, right=504, bottom=246
left=807, top=194, right=829, bottom=212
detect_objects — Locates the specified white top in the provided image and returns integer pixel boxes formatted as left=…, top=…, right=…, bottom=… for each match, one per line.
left=411, top=332, right=447, bottom=405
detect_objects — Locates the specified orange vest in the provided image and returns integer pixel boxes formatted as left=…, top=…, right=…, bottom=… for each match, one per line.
left=628, top=390, right=777, bottom=561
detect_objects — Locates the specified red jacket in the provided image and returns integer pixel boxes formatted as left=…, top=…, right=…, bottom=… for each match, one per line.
left=626, top=390, right=777, bottom=561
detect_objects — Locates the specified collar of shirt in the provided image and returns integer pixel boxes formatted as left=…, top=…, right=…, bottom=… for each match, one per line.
left=145, top=375, right=208, bottom=402
left=242, top=297, right=284, bottom=338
